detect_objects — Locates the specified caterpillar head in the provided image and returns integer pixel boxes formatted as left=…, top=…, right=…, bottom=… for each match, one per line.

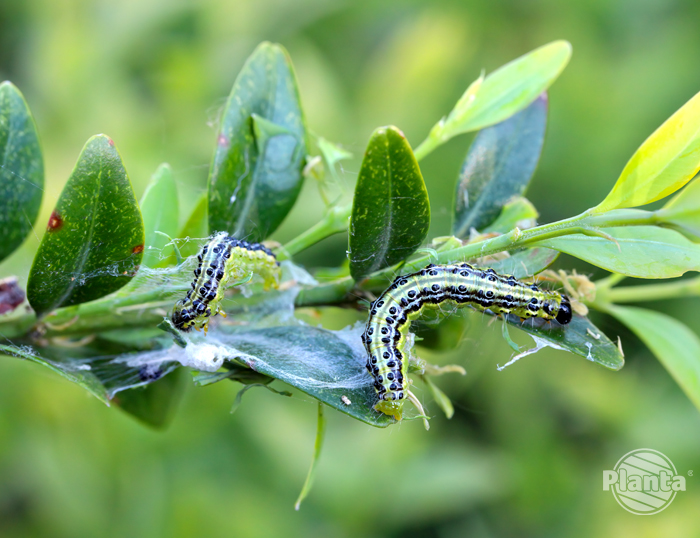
left=556, top=294, right=573, bottom=324
left=171, top=301, right=196, bottom=332
left=374, top=399, right=404, bottom=421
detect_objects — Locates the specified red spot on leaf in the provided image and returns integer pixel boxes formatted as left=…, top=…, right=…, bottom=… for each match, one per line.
left=132, top=244, right=144, bottom=254
left=47, top=211, right=63, bottom=231
left=218, top=134, right=229, bottom=147
left=107, top=137, right=115, bottom=146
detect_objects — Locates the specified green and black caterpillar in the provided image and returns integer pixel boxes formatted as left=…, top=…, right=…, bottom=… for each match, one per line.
left=171, top=232, right=280, bottom=333
left=362, top=262, right=572, bottom=420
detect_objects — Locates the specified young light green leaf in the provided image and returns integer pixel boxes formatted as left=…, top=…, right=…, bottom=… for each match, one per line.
left=657, top=176, right=700, bottom=241
left=501, top=321, right=523, bottom=353
left=295, top=403, right=326, bottom=510
left=535, top=226, right=700, bottom=278
left=27, top=135, right=144, bottom=317
left=414, top=41, right=570, bottom=159
left=0, top=81, right=44, bottom=262
left=317, top=136, right=353, bottom=181
left=349, top=126, right=430, bottom=281
left=607, top=305, right=700, bottom=412
left=454, top=95, right=547, bottom=236
left=484, top=248, right=559, bottom=279
left=140, top=163, right=179, bottom=268
left=422, top=376, right=455, bottom=419
left=593, top=90, right=700, bottom=213
left=208, top=42, right=307, bottom=242
left=481, top=197, right=539, bottom=235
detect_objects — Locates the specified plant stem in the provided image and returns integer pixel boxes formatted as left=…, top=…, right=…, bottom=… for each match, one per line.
left=413, top=135, right=442, bottom=162
left=0, top=206, right=673, bottom=340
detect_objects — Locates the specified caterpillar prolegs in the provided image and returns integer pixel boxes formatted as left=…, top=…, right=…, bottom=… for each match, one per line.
left=171, top=232, right=280, bottom=333
left=362, top=262, right=572, bottom=421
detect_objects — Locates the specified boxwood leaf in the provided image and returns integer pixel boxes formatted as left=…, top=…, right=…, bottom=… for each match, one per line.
left=453, top=95, right=547, bottom=236
left=208, top=42, right=307, bottom=241
left=140, top=163, right=179, bottom=268
left=607, top=305, right=700, bottom=411
left=192, top=325, right=395, bottom=428
left=27, top=135, right=144, bottom=316
left=349, top=126, right=430, bottom=280
left=501, top=312, right=624, bottom=371
left=0, top=81, right=44, bottom=262
left=481, top=196, right=539, bottom=235
left=535, top=226, right=700, bottom=278
left=485, top=247, right=559, bottom=279
left=593, top=90, right=700, bottom=213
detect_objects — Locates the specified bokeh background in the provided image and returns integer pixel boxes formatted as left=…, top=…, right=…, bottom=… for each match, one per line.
left=2, top=0, right=700, bottom=536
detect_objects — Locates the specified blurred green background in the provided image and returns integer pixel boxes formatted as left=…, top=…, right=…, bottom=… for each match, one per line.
left=2, top=0, right=700, bottom=536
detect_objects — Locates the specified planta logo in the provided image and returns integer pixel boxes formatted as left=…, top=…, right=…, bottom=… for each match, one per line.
left=603, top=449, right=686, bottom=514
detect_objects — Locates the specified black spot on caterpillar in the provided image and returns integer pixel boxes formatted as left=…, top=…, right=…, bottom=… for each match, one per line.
left=171, top=232, right=280, bottom=333
left=362, top=262, right=572, bottom=421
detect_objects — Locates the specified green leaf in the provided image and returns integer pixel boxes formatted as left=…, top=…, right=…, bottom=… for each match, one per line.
left=114, top=368, right=185, bottom=428
left=204, top=325, right=395, bottom=428
left=501, top=312, right=624, bottom=371
left=27, top=135, right=145, bottom=317
left=486, top=247, right=559, bottom=279
left=140, top=163, right=179, bottom=268
left=295, top=403, right=326, bottom=510
left=453, top=95, right=547, bottom=236
left=317, top=136, right=352, bottom=182
left=535, top=226, right=700, bottom=278
left=482, top=197, right=539, bottom=235
left=657, top=176, right=700, bottom=241
left=422, top=376, right=455, bottom=419
left=414, top=41, right=570, bottom=159
left=208, top=42, right=307, bottom=241
left=349, top=126, right=430, bottom=281
left=607, top=305, right=700, bottom=411
left=159, top=191, right=209, bottom=267
left=593, top=90, right=700, bottom=213
left=0, top=81, right=44, bottom=262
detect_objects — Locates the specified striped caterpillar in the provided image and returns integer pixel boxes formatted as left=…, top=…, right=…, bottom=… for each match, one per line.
left=171, top=232, right=280, bottom=333
left=362, top=262, right=572, bottom=421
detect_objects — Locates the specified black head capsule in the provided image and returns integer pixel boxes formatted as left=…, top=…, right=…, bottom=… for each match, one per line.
left=556, top=294, right=573, bottom=324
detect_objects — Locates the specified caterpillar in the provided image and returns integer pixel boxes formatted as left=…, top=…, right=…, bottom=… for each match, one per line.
left=171, top=232, right=280, bottom=333
left=361, top=262, right=572, bottom=421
